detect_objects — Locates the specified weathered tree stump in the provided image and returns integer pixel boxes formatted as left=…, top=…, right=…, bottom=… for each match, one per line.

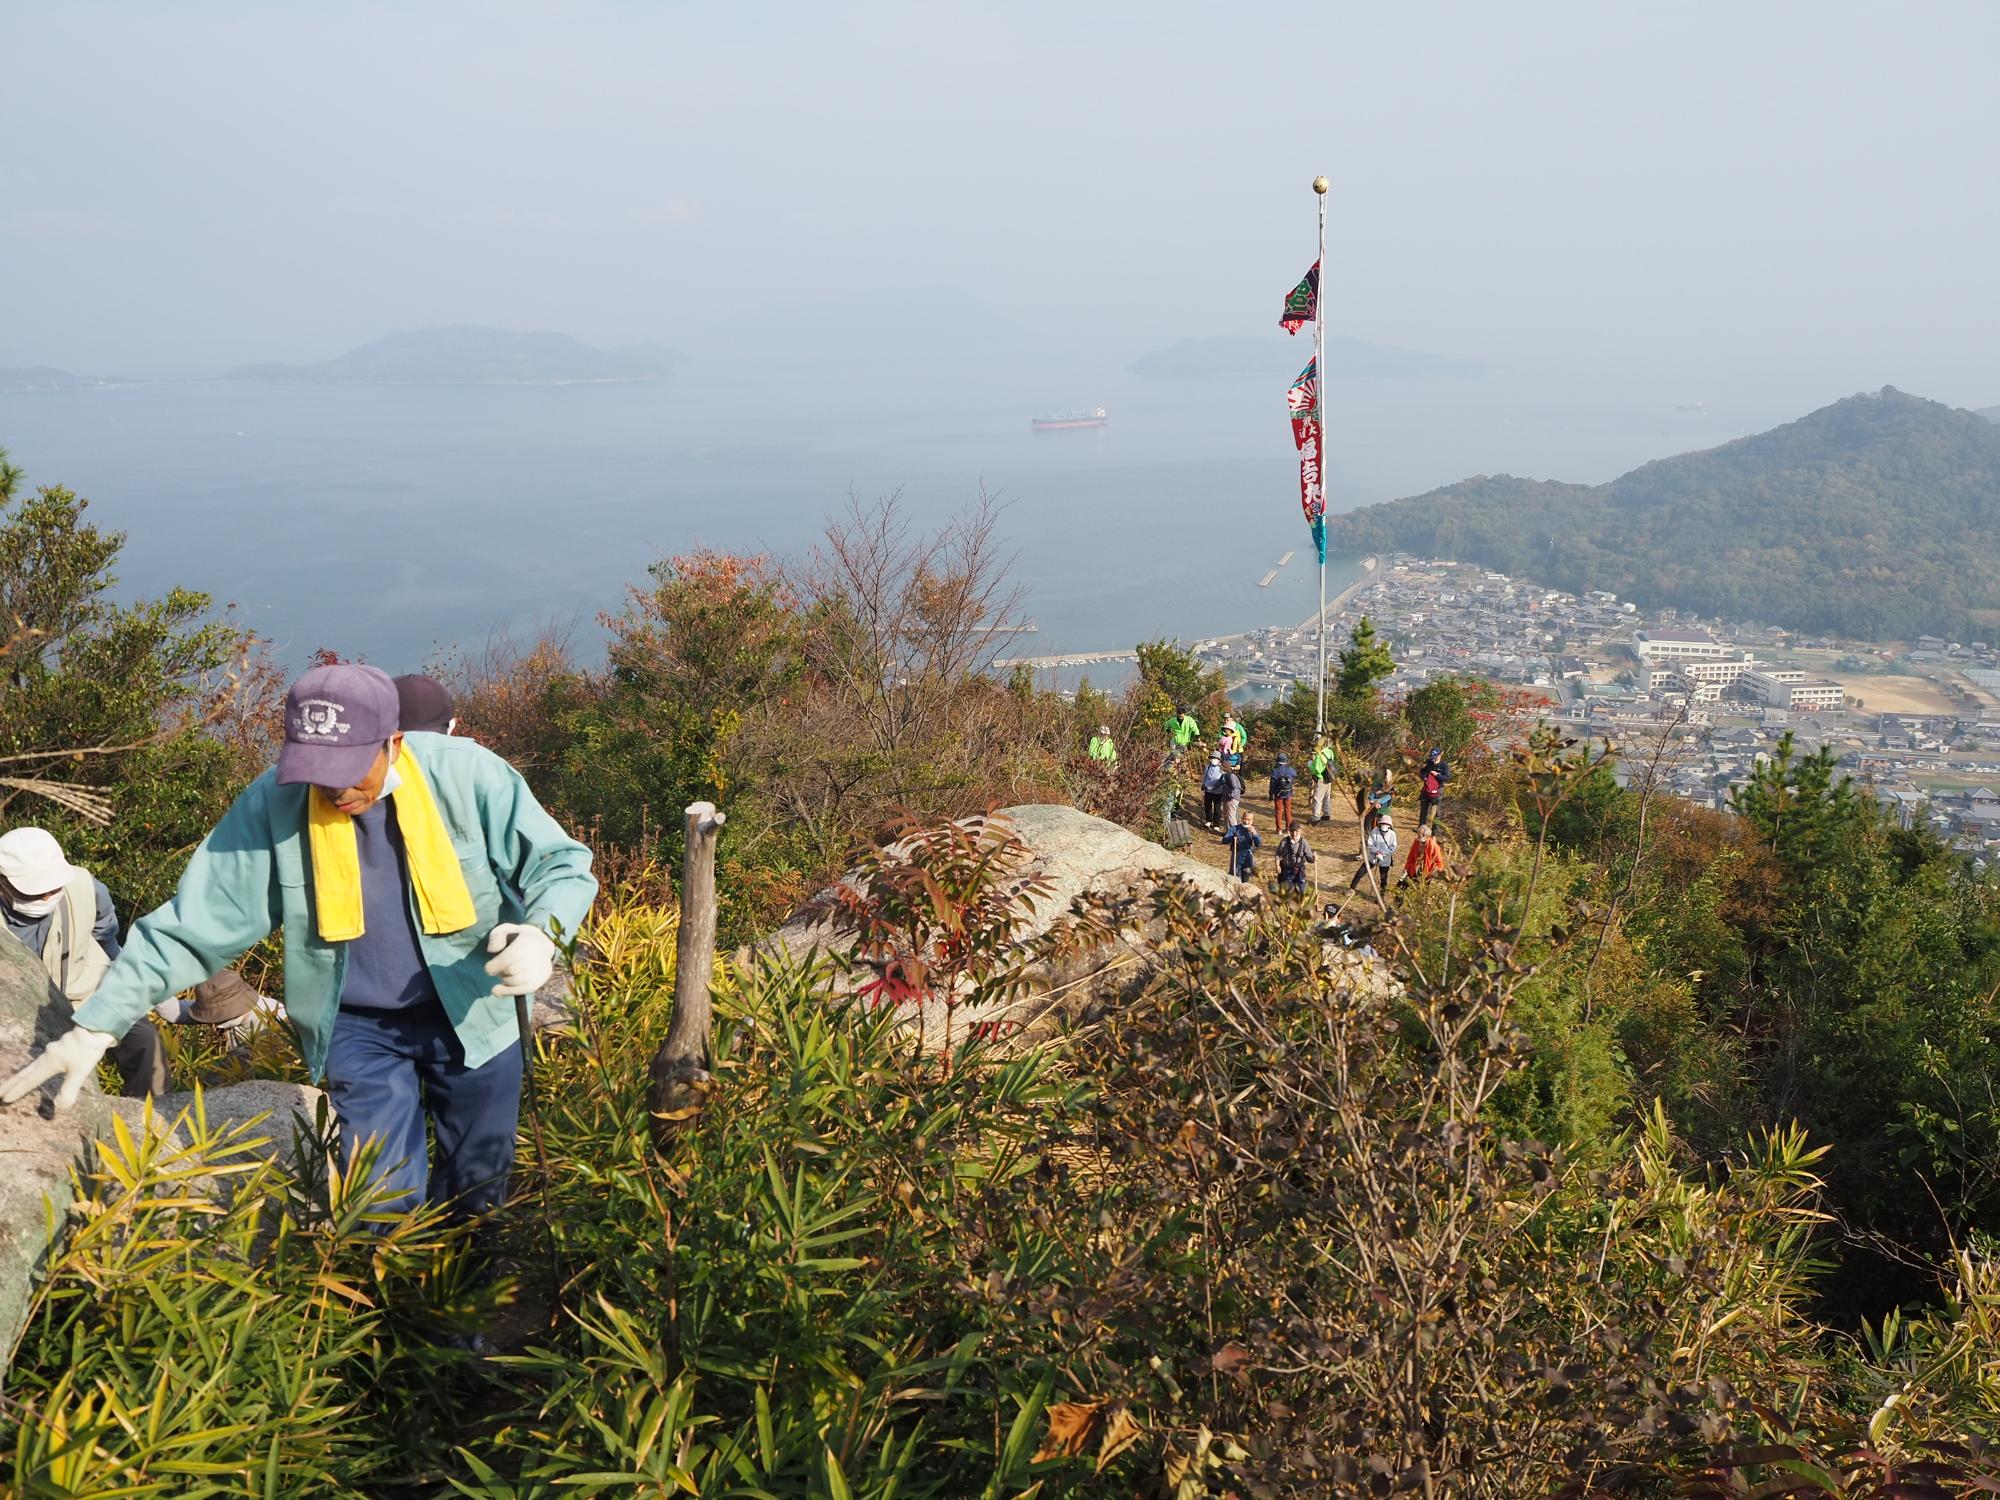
left=647, top=801, right=723, bottom=1151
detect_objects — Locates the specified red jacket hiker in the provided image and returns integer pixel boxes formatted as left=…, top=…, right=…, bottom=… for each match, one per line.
left=1405, top=829, right=1448, bottom=881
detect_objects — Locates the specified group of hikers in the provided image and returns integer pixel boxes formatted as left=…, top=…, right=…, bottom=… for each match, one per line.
left=2, top=666, right=589, bottom=1267
left=1133, top=702, right=1455, bottom=911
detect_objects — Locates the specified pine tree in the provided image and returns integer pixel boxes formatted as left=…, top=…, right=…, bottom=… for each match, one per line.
left=1335, top=616, right=1395, bottom=702
left=1729, top=730, right=1864, bottom=872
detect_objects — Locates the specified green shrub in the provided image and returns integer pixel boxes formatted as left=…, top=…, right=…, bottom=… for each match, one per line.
left=3, top=1097, right=500, bottom=1497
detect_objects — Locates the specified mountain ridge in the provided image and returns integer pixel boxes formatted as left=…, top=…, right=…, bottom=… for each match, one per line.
left=225, top=326, right=685, bottom=386
left=1324, top=387, right=2000, bottom=640
left=0, top=366, right=126, bottom=393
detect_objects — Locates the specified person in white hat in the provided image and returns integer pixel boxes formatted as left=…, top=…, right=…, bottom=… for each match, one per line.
left=0, top=827, right=167, bottom=1097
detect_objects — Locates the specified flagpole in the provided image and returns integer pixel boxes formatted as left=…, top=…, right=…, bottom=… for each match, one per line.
left=1313, top=174, right=1329, bottom=739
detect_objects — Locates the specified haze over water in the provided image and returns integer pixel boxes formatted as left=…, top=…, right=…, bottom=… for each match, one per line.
left=0, top=367, right=1809, bottom=671
left=5, top=3, right=1997, bottom=672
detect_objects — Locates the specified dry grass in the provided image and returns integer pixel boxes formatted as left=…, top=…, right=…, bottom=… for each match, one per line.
left=1826, top=673, right=1958, bottom=714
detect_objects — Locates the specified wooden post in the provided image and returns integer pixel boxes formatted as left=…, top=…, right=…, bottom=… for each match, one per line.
left=648, top=800, right=725, bottom=1150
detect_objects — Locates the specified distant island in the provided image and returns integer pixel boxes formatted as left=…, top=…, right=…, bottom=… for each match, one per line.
left=225, top=326, right=685, bottom=386
left=1128, top=334, right=1489, bottom=381
left=0, top=366, right=125, bottom=393
left=1324, top=387, right=2000, bottom=641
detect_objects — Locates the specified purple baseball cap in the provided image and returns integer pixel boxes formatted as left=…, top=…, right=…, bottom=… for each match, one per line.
left=275, top=663, right=401, bottom=787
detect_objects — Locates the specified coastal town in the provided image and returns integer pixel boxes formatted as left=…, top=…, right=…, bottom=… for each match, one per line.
left=1192, top=557, right=2000, bottom=855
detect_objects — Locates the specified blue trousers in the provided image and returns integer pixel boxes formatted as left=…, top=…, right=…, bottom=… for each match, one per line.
left=323, top=1000, right=522, bottom=1218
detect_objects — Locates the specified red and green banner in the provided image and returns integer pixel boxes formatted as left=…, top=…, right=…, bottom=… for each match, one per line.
left=1279, top=261, right=1319, bottom=335
left=1287, top=356, right=1326, bottom=561
left=1287, top=357, right=1318, bottom=449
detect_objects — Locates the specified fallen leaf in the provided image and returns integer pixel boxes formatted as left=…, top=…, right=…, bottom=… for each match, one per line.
left=1097, top=1402, right=1144, bottom=1471
left=1210, top=1342, right=1255, bottom=1380
left=1034, top=1399, right=1104, bottom=1462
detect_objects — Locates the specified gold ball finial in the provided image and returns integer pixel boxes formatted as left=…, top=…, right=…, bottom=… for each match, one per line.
left=1312, top=175, right=1329, bottom=195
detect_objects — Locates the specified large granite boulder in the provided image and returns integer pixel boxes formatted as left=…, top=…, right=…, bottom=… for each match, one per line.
left=757, top=803, right=1255, bottom=1048
left=0, top=934, right=130, bottom=1371
left=0, top=937, right=332, bottom=1381
left=149, top=1080, right=330, bottom=1173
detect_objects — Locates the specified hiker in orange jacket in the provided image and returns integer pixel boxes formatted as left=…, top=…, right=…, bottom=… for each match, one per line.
left=1405, top=823, right=1448, bottom=883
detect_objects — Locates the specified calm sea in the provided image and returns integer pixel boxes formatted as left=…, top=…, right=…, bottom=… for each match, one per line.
left=0, top=367, right=1790, bottom=678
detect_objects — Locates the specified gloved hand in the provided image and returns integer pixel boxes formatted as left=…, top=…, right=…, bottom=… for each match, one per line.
left=484, top=923, right=557, bottom=998
left=0, top=1025, right=118, bottom=1113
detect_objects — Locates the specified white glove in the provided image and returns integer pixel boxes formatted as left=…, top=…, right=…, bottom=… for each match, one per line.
left=484, top=923, right=556, bottom=998
left=0, top=1025, right=118, bottom=1113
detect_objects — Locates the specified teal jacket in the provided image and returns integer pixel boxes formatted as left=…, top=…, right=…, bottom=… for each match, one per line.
left=74, top=734, right=597, bottom=1080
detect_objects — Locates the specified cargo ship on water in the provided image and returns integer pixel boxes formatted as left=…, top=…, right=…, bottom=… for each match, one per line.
left=1031, top=407, right=1108, bottom=431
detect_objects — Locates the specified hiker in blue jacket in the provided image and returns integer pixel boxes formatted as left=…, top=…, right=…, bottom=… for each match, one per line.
left=1, top=663, right=597, bottom=1223
left=1222, top=811, right=1262, bottom=883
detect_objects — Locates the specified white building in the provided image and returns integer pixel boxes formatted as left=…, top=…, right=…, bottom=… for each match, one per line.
left=1742, top=668, right=1843, bottom=712
left=1684, top=654, right=1760, bottom=687
left=1632, top=628, right=1731, bottom=662
left=1787, top=681, right=1847, bottom=712
left=1646, top=653, right=1761, bottom=702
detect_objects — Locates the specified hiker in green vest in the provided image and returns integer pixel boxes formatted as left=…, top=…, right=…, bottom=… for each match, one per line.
left=1308, top=737, right=1338, bottom=823
left=1163, top=705, right=1200, bottom=764
left=1087, top=724, right=1118, bottom=769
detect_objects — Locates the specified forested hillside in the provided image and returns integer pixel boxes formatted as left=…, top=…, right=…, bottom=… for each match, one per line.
left=1326, top=387, right=2000, bottom=639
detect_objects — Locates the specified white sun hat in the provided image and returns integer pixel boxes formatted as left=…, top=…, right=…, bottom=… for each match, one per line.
left=0, top=828, right=82, bottom=897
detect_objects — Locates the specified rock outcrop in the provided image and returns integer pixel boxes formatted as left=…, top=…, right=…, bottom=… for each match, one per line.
left=0, top=935, right=131, bottom=1368
left=758, top=803, right=1256, bottom=1046
left=0, top=940, right=331, bottom=1380
left=756, top=803, right=1403, bottom=1049
left=149, top=1081, right=330, bottom=1172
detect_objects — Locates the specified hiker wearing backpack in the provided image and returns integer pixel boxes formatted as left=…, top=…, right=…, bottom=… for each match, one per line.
left=1362, top=769, right=1394, bottom=833
left=1221, top=761, right=1246, bottom=833
left=1276, top=826, right=1315, bottom=896
left=1418, top=747, right=1451, bottom=828
left=1200, top=754, right=1226, bottom=829
left=1268, top=753, right=1299, bottom=832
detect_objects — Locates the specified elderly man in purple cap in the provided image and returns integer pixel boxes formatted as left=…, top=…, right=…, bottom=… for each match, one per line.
left=1, top=663, right=597, bottom=1221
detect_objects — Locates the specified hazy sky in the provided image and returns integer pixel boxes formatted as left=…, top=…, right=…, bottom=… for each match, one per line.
left=5, top=1, right=1996, bottom=405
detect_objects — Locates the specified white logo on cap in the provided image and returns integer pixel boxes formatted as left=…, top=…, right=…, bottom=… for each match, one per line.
left=295, top=699, right=351, bottom=740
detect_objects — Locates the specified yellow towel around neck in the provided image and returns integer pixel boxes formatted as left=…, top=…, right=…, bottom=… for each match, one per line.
left=307, top=745, right=478, bottom=943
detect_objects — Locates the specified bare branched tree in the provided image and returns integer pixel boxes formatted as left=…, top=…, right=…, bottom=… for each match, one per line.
left=748, top=489, right=1034, bottom=850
